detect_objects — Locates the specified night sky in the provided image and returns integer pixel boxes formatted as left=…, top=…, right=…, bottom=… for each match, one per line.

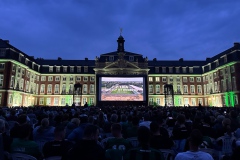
left=0, top=0, right=240, bottom=61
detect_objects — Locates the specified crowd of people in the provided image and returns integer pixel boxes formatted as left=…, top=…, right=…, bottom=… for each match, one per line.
left=0, top=105, right=240, bottom=160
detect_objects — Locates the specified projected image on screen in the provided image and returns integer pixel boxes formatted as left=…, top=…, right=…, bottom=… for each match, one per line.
left=101, top=77, right=144, bottom=101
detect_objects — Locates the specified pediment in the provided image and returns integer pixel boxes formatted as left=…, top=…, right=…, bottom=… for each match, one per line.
left=103, top=60, right=140, bottom=69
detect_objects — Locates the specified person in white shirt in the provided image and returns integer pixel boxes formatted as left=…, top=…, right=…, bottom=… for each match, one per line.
left=174, top=129, right=214, bottom=160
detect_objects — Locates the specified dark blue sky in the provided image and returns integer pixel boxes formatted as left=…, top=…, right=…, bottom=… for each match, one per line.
left=0, top=0, right=240, bottom=61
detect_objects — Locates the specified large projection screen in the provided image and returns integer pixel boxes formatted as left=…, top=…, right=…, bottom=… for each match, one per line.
left=99, top=77, right=146, bottom=101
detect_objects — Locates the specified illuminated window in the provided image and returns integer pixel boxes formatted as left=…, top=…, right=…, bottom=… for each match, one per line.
left=176, top=77, right=180, bottom=82
left=69, top=84, right=73, bottom=93
left=183, top=85, right=188, bottom=94
left=83, top=77, right=88, bottom=81
left=149, top=85, right=153, bottom=94
left=183, top=77, right=188, bottom=82
left=198, top=98, right=203, bottom=105
left=36, top=84, right=39, bottom=94
left=77, top=66, right=81, bottom=72
left=90, top=84, right=95, bottom=94
left=41, top=76, right=46, bottom=81
left=149, top=98, right=153, bottom=105
left=12, top=65, right=15, bottom=71
left=48, top=76, right=53, bottom=81
left=90, top=77, right=95, bottom=81
left=70, top=66, right=74, bottom=73
left=39, top=98, right=44, bottom=105
left=0, top=63, right=5, bottom=69
left=156, top=98, right=160, bottom=105
left=155, top=77, right=160, bottom=82
left=54, top=84, right=59, bottom=94
left=169, top=77, right=173, bottom=82
left=214, top=82, right=218, bottom=92
left=46, top=98, right=51, bottom=105
left=190, top=85, right=195, bottom=93
left=49, top=66, right=53, bottom=72
left=47, top=84, right=52, bottom=93
left=162, top=77, right=166, bottom=82
left=190, top=77, right=194, bottom=82
left=76, top=76, right=81, bottom=81
left=83, top=97, right=87, bottom=104
left=56, top=67, right=60, bottom=72
left=129, top=56, right=134, bottom=61
left=62, top=77, right=66, bottom=81
left=149, top=77, right=153, bottom=82
left=62, top=84, right=66, bottom=94
left=90, top=98, right=94, bottom=105
left=10, top=76, right=14, bottom=88
left=177, top=85, right=181, bottom=93
left=25, top=81, right=29, bottom=92
left=84, top=66, right=88, bottom=73
left=61, top=98, right=65, bottom=105
left=83, top=84, right=88, bottom=94
left=231, top=66, right=235, bottom=73
left=63, top=66, right=67, bottom=72
left=184, top=98, right=189, bottom=105
left=191, top=98, right=196, bottom=106
left=197, top=85, right=202, bottom=93
left=182, top=67, right=186, bottom=73
left=155, top=85, right=160, bottom=94
left=55, top=76, right=60, bottom=81
left=69, top=76, right=74, bottom=81
left=54, top=98, right=59, bottom=106
left=189, top=67, right=193, bottom=73
left=196, top=77, right=201, bottom=82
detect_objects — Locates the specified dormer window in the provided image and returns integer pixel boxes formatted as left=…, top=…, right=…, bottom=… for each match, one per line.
left=25, top=59, right=28, bottom=65
left=84, top=66, right=88, bottom=73
left=56, top=66, right=60, bottom=72
left=162, top=67, right=166, bottom=73
left=0, top=49, right=6, bottom=57
left=129, top=56, right=134, bottom=61
left=70, top=66, right=74, bottom=73
left=182, top=67, right=186, bottom=73
left=109, top=56, right=114, bottom=61
left=189, top=67, right=193, bottom=73
left=169, top=67, right=173, bottom=73
left=63, top=66, right=67, bottom=72
left=155, top=67, right=159, bottom=73
left=49, top=66, right=53, bottom=72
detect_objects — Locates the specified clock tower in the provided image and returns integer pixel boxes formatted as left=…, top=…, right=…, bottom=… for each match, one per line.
left=117, top=35, right=125, bottom=52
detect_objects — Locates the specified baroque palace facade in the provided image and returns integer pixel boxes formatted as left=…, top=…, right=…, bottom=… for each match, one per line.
left=0, top=35, right=240, bottom=107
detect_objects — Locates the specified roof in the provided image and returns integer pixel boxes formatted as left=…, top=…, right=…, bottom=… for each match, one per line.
left=148, top=60, right=206, bottom=67
left=35, top=59, right=95, bottom=66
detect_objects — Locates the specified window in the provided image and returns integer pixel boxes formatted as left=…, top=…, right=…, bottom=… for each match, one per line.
left=149, top=77, right=153, bottom=82
left=12, top=65, right=16, bottom=72
left=90, top=98, right=94, bottom=105
left=83, top=84, right=88, bottom=94
left=224, top=56, right=227, bottom=63
left=47, top=84, right=52, bottom=93
left=69, top=84, right=73, bottom=93
left=235, top=95, right=238, bottom=105
left=22, top=69, right=25, bottom=75
left=46, top=98, right=51, bottom=105
left=156, top=98, right=160, bottom=105
left=129, top=56, right=134, bottom=61
left=203, top=76, right=205, bottom=82
left=0, top=49, right=6, bottom=57
left=0, top=75, right=4, bottom=87
left=169, top=77, right=173, bottom=82
left=183, top=77, right=188, bottom=82
left=109, top=56, right=114, bottom=61
left=48, top=76, right=53, bottom=81
left=77, top=66, right=81, bottom=72
left=155, top=77, right=160, bottom=82
left=41, top=76, right=46, bottom=81
left=54, top=98, right=59, bottom=106
left=162, top=85, right=165, bottom=93
left=70, top=76, right=74, bottom=81
left=232, top=77, right=236, bottom=91
left=83, top=97, right=87, bottom=105
left=0, top=63, right=5, bottom=69
left=184, top=98, right=189, bottom=106
left=63, top=66, right=67, bottom=72
left=54, top=84, right=59, bottom=94
left=216, top=60, right=219, bottom=67
left=183, top=85, right=188, bottom=94
left=214, top=82, right=218, bottom=92
left=8, top=94, right=13, bottom=104
left=176, top=67, right=179, bottom=73
left=162, top=77, right=166, bottom=82
left=177, top=85, right=181, bottom=93
left=76, top=76, right=81, bottom=81
left=83, top=77, right=88, bottom=81
left=36, top=84, right=39, bottom=94
left=169, top=67, right=173, bottom=73
left=62, top=84, right=66, bottom=94
left=56, top=67, right=60, bottom=72
left=190, top=85, right=195, bottom=94
left=40, top=84, right=45, bottom=93
left=90, top=77, right=95, bottom=82
left=149, top=85, right=153, bottom=94
left=55, top=76, right=60, bottom=81
left=196, top=77, right=201, bottom=82
left=155, top=85, right=160, bottom=94
left=49, top=66, right=53, bottom=72
left=162, top=67, right=166, bottom=73
left=70, top=67, right=74, bottom=72
left=205, top=76, right=208, bottom=81
left=189, top=77, right=194, bottom=82
left=213, top=73, right=217, bottom=79
left=189, top=67, right=193, bottom=73
left=62, top=77, right=66, bottom=81
left=61, top=98, right=66, bottom=105
left=10, top=76, right=14, bottom=88
left=90, top=84, right=95, bottom=94
left=25, top=81, right=29, bottom=92
left=39, top=98, right=44, bottom=105
left=20, top=79, right=24, bottom=90
left=197, top=85, right=202, bottom=93
left=198, top=98, right=203, bottom=105
left=149, top=98, right=153, bottom=105
left=231, top=66, right=235, bottom=73
left=191, top=98, right=196, bottom=106
left=155, top=67, right=159, bottom=73
left=84, top=66, right=88, bottom=73
left=182, top=67, right=186, bottom=73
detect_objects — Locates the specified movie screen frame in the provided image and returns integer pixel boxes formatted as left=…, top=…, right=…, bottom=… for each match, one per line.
left=99, top=77, right=146, bottom=101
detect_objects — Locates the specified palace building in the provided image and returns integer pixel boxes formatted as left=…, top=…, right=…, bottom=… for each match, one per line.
left=0, top=35, right=239, bottom=107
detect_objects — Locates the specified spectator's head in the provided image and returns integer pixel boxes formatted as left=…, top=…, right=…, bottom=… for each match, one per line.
left=54, top=125, right=66, bottom=140
left=0, top=119, right=5, bottom=133
left=188, top=129, right=203, bottom=148
left=110, top=114, right=118, bottom=123
left=18, top=124, right=32, bottom=140
left=10, top=109, right=16, bottom=116
left=83, top=125, right=99, bottom=141
left=80, top=115, right=88, bottom=123
left=111, top=123, right=122, bottom=137
left=120, top=114, right=127, bottom=122
left=41, top=118, right=49, bottom=127
left=222, top=118, right=232, bottom=135
left=132, top=116, right=139, bottom=126
left=17, top=114, right=27, bottom=125
left=71, top=118, right=80, bottom=126
left=138, top=126, right=151, bottom=146
left=177, top=114, right=185, bottom=124
left=150, top=121, right=159, bottom=134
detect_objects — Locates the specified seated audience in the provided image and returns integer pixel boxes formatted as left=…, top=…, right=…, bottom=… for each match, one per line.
left=11, top=123, right=41, bottom=159
left=65, top=118, right=80, bottom=138
left=67, top=125, right=105, bottom=160
left=125, top=116, right=139, bottom=138
left=174, top=129, right=214, bottom=160
left=43, top=126, right=73, bottom=159
left=0, top=119, right=12, bottom=152
left=33, top=118, right=55, bottom=142
left=124, top=126, right=164, bottom=160
left=105, top=123, right=132, bottom=150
